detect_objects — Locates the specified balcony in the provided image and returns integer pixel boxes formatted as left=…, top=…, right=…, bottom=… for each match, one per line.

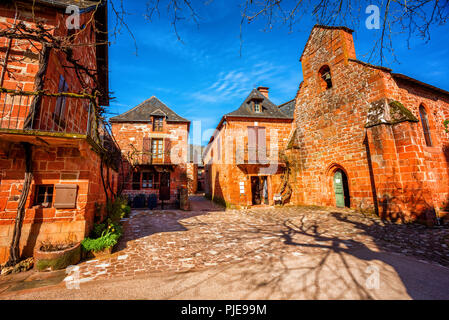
left=235, top=146, right=285, bottom=166
left=128, top=150, right=175, bottom=167
left=0, top=88, right=120, bottom=163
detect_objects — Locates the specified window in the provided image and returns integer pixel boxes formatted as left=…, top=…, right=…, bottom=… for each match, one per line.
left=153, top=116, right=163, bottom=132
left=152, top=139, right=164, bottom=159
left=319, top=65, right=332, bottom=90
left=254, top=102, right=261, bottom=113
left=55, top=75, right=69, bottom=122
left=132, top=171, right=160, bottom=190
left=34, top=185, right=54, bottom=207
left=419, top=105, right=432, bottom=147
left=142, top=172, right=153, bottom=189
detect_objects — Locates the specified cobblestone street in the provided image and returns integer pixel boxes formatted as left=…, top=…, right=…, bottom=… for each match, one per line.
left=73, top=197, right=449, bottom=283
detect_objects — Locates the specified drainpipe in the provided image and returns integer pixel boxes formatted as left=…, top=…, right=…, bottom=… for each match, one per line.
left=0, top=10, right=18, bottom=87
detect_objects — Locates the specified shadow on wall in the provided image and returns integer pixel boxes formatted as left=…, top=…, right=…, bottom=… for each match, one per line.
left=212, top=171, right=226, bottom=208
left=20, top=208, right=43, bottom=258
left=364, top=133, right=439, bottom=225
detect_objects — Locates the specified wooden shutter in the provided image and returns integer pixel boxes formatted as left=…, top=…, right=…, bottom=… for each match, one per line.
left=248, top=127, right=257, bottom=163
left=257, top=127, right=266, bottom=162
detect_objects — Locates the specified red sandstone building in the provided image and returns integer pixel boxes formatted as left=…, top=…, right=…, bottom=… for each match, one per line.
left=0, top=0, right=118, bottom=264
left=110, top=97, right=192, bottom=207
left=203, top=87, right=294, bottom=207
left=285, top=25, right=449, bottom=224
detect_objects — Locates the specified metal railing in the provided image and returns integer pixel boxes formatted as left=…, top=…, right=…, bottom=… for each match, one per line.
left=0, top=89, right=92, bottom=134
left=0, top=88, right=120, bottom=158
left=131, top=151, right=172, bottom=166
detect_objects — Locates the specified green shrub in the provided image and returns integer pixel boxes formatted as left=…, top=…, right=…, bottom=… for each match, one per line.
left=81, top=231, right=121, bottom=252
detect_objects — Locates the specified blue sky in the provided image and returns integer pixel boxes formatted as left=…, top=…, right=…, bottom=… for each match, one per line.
left=106, top=1, right=449, bottom=145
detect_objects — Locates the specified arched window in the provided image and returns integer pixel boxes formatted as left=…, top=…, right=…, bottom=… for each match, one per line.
left=419, top=105, right=432, bottom=147
left=319, top=65, right=332, bottom=90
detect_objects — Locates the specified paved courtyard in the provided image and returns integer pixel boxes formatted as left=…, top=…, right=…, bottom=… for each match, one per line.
left=71, top=197, right=449, bottom=281
left=2, top=196, right=449, bottom=299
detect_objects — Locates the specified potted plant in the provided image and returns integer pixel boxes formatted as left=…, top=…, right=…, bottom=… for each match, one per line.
left=81, top=222, right=122, bottom=258
left=34, top=240, right=81, bottom=272
left=81, top=197, right=129, bottom=259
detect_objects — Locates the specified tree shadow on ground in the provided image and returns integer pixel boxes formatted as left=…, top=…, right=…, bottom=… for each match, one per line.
left=159, top=208, right=449, bottom=300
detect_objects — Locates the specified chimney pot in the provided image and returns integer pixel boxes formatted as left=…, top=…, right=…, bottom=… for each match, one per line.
left=257, top=86, right=269, bottom=98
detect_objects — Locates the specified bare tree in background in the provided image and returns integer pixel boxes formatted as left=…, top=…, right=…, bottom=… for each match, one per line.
left=114, top=0, right=449, bottom=65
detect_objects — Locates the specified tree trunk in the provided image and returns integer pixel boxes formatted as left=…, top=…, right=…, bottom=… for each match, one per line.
left=6, top=143, right=33, bottom=267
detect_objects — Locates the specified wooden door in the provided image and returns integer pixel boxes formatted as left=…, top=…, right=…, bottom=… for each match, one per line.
left=334, top=171, right=345, bottom=208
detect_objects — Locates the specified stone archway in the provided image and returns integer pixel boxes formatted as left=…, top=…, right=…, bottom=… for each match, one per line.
left=333, top=169, right=350, bottom=208
left=325, top=163, right=351, bottom=208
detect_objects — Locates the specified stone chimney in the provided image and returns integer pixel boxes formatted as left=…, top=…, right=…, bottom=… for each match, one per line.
left=257, top=86, right=269, bottom=99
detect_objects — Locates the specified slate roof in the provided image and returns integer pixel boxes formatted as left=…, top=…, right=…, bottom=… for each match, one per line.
left=225, top=89, right=293, bottom=120
left=31, top=0, right=102, bottom=10
left=110, top=96, right=190, bottom=123
left=278, top=99, right=295, bottom=118
left=392, top=73, right=449, bottom=97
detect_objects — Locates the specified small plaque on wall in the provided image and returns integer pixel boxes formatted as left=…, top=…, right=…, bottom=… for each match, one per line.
left=54, top=184, right=78, bottom=209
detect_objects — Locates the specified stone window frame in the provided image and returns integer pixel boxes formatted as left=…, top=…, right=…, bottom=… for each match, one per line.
left=151, top=138, right=164, bottom=160
left=132, top=171, right=161, bottom=190
left=153, top=116, right=164, bottom=132
left=318, top=65, right=333, bottom=91
left=34, top=184, right=54, bottom=208
left=419, top=104, right=433, bottom=147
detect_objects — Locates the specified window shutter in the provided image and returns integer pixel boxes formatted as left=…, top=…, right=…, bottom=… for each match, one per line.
left=53, top=184, right=78, bottom=209
left=248, top=127, right=257, bottom=163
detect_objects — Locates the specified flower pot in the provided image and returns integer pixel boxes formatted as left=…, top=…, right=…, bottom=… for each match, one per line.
left=34, top=242, right=81, bottom=272
left=85, top=246, right=113, bottom=260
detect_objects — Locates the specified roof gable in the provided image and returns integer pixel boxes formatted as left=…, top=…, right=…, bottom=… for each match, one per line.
left=225, top=89, right=293, bottom=120
left=110, top=96, right=189, bottom=123
left=300, top=25, right=354, bottom=62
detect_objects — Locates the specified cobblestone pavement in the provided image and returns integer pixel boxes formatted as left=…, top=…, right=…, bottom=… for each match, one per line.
left=72, top=200, right=449, bottom=284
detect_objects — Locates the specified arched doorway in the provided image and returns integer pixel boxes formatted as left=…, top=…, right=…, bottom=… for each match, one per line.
left=333, top=170, right=350, bottom=208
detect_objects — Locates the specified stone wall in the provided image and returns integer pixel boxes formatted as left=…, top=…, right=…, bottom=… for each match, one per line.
left=111, top=120, right=190, bottom=205
left=0, top=141, right=117, bottom=263
left=291, top=26, right=449, bottom=223
left=204, top=116, right=293, bottom=207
